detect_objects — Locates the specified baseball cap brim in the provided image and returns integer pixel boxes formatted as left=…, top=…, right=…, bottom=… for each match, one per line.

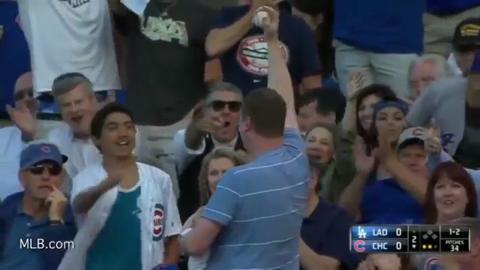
left=21, top=155, right=68, bottom=170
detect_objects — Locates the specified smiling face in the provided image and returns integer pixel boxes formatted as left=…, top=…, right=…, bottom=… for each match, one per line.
left=95, top=112, right=136, bottom=159
left=358, top=94, right=381, bottom=132
left=305, top=126, right=335, bottom=163
left=58, top=84, right=99, bottom=139
left=434, top=174, right=469, bottom=222
left=374, top=107, right=406, bottom=140
left=207, top=157, right=235, bottom=194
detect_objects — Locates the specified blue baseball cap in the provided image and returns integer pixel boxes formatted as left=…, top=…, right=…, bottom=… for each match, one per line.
left=20, top=143, right=68, bottom=170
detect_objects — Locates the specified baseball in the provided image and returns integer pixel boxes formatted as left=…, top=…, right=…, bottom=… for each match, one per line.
left=253, top=10, right=270, bottom=28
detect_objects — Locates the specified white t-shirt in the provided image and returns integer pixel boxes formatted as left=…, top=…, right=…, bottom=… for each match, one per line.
left=47, top=123, right=101, bottom=181
left=17, top=0, right=121, bottom=93
left=0, top=127, right=24, bottom=200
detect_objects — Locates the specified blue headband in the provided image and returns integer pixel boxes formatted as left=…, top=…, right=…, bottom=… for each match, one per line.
left=373, top=100, right=409, bottom=118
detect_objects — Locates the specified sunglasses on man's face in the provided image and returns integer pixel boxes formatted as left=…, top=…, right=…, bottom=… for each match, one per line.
left=209, top=100, right=242, bottom=112
left=28, top=164, right=62, bottom=176
left=14, top=88, right=34, bottom=101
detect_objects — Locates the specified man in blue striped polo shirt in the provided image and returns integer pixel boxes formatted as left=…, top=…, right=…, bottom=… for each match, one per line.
left=181, top=6, right=310, bottom=269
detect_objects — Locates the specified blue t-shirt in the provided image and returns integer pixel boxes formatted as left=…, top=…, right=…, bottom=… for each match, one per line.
left=360, top=178, right=424, bottom=224
left=87, top=185, right=142, bottom=270
left=301, top=199, right=359, bottom=270
left=202, top=129, right=310, bottom=269
left=212, top=6, right=321, bottom=95
left=0, top=192, right=76, bottom=270
left=0, top=2, right=31, bottom=119
left=427, top=0, right=480, bottom=15
left=334, top=0, right=424, bottom=54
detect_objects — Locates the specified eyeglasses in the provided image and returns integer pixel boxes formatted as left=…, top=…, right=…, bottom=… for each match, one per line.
left=209, top=101, right=242, bottom=112
left=14, top=88, right=34, bottom=101
left=28, top=164, right=62, bottom=176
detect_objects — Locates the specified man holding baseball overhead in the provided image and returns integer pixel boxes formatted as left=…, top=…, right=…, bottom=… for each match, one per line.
left=181, top=6, right=310, bottom=269
left=0, top=142, right=76, bottom=270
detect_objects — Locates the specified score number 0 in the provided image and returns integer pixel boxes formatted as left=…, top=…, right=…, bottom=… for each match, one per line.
left=396, top=228, right=403, bottom=251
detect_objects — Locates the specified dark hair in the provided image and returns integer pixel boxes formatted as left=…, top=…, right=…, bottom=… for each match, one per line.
left=296, top=87, right=346, bottom=123
left=90, top=103, right=134, bottom=139
left=293, top=0, right=334, bottom=77
left=242, top=88, right=286, bottom=138
left=424, top=162, right=478, bottom=224
left=354, top=84, right=397, bottom=139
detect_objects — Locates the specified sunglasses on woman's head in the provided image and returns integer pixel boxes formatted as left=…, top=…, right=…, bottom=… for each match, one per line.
left=28, top=164, right=62, bottom=176
left=209, top=100, right=242, bottom=112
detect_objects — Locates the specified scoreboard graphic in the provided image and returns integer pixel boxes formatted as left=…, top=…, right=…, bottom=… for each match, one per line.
left=350, top=225, right=470, bottom=253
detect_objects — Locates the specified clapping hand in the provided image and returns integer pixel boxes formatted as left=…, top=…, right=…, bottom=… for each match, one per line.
left=353, top=136, right=376, bottom=175
left=425, top=119, right=442, bottom=155
left=6, top=102, right=37, bottom=141
left=347, top=70, right=369, bottom=99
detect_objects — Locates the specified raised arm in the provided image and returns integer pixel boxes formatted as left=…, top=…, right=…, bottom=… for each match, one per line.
left=338, top=137, right=374, bottom=220
left=264, top=7, right=298, bottom=130
left=205, top=9, right=255, bottom=58
left=72, top=176, right=119, bottom=214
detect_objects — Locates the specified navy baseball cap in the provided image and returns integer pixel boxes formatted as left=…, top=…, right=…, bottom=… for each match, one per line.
left=452, top=18, right=480, bottom=51
left=20, top=143, right=68, bottom=170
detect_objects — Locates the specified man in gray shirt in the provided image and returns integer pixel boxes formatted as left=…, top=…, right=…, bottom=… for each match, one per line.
left=408, top=50, right=480, bottom=169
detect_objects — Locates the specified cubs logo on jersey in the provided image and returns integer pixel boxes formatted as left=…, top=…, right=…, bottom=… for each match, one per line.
left=153, top=203, right=165, bottom=241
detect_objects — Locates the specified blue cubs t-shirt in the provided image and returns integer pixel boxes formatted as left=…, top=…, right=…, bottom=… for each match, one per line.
left=212, top=6, right=321, bottom=95
left=0, top=2, right=31, bottom=119
left=334, top=0, right=424, bottom=54
left=202, top=129, right=310, bottom=269
left=360, top=178, right=424, bottom=224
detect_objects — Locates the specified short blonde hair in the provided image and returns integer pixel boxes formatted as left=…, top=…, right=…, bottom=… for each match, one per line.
left=198, top=147, right=246, bottom=205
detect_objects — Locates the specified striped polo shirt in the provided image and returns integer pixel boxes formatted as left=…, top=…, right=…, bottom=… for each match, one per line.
left=203, top=129, right=310, bottom=269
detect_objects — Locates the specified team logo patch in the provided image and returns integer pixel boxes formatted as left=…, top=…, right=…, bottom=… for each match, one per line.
left=152, top=203, right=165, bottom=241
left=236, top=35, right=289, bottom=76
left=40, top=145, right=52, bottom=153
